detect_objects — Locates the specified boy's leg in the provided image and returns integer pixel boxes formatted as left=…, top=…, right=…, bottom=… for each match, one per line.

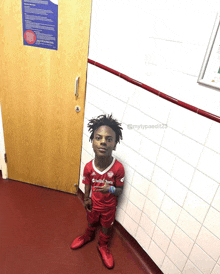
left=71, top=211, right=99, bottom=250
left=98, top=207, right=116, bottom=245
left=98, top=226, right=112, bottom=245
left=97, top=208, right=116, bottom=269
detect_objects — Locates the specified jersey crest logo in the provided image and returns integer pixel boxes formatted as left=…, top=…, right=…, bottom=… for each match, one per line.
left=91, top=172, right=96, bottom=176
left=107, top=171, right=114, bottom=178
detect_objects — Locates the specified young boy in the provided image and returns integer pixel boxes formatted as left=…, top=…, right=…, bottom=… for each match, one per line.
left=71, top=114, right=125, bottom=269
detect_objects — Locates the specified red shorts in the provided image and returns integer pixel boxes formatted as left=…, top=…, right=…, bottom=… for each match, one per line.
left=86, top=207, right=116, bottom=228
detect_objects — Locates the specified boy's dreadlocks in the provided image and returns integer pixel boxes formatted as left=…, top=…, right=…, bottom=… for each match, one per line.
left=88, top=114, right=123, bottom=144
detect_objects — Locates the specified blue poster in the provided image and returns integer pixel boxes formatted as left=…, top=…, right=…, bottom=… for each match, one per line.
left=22, top=0, right=58, bottom=50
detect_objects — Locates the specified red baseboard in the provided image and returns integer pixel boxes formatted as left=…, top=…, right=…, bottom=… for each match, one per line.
left=77, top=188, right=163, bottom=274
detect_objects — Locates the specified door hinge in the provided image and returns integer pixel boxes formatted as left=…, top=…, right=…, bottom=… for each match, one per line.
left=4, top=153, right=7, bottom=163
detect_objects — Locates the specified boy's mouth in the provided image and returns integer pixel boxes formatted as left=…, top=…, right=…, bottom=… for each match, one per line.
left=98, top=147, right=107, bottom=152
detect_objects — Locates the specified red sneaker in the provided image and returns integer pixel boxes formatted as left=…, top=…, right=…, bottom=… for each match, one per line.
left=71, top=233, right=93, bottom=249
left=97, top=245, right=114, bottom=269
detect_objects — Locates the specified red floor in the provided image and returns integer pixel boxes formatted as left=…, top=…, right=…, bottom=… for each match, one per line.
left=0, top=174, right=150, bottom=274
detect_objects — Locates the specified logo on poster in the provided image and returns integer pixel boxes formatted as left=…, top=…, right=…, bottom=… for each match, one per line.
left=24, top=30, right=36, bottom=44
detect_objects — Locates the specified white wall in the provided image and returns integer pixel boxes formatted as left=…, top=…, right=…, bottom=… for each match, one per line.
left=80, top=1, right=220, bottom=274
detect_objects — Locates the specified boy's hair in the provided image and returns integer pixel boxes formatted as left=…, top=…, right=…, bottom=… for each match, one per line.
left=88, top=114, right=123, bottom=144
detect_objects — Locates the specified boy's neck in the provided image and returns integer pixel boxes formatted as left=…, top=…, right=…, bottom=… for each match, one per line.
left=94, top=156, right=113, bottom=172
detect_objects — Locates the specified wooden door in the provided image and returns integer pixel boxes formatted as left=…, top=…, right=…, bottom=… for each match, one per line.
left=0, top=0, right=91, bottom=194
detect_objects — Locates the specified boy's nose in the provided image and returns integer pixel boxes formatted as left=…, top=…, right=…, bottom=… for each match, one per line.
left=100, top=138, right=107, bottom=144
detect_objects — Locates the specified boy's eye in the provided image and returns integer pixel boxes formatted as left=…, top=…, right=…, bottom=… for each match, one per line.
left=95, top=136, right=112, bottom=142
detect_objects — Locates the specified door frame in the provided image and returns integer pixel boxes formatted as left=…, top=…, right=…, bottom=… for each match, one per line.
left=0, top=102, right=8, bottom=179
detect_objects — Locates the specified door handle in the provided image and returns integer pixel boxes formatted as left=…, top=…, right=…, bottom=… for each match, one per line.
left=75, top=76, right=79, bottom=99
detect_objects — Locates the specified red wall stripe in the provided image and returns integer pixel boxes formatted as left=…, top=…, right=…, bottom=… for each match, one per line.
left=88, top=59, right=220, bottom=124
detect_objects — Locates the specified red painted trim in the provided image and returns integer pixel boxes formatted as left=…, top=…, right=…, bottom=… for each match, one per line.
left=88, top=59, right=220, bottom=124
left=77, top=188, right=163, bottom=274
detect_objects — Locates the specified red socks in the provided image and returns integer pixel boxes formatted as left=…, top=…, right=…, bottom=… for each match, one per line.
left=85, top=226, right=111, bottom=246
left=85, top=224, right=96, bottom=238
left=98, top=230, right=111, bottom=247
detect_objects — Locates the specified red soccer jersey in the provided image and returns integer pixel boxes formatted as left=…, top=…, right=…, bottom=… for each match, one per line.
left=82, top=158, right=125, bottom=211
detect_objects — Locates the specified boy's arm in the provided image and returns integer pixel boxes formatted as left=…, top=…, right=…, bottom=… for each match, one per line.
left=93, top=183, right=123, bottom=196
left=82, top=165, right=92, bottom=212
left=113, top=164, right=125, bottom=196
left=84, top=184, right=92, bottom=212
left=112, top=186, right=123, bottom=196
left=84, top=184, right=91, bottom=200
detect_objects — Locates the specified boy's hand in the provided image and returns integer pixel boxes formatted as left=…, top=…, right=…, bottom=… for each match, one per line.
left=84, top=198, right=92, bottom=212
left=93, top=182, right=110, bottom=194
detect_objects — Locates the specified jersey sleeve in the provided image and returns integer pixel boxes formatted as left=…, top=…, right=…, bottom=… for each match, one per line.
left=82, top=164, right=91, bottom=185
left=115, top=164, right=125, bottom=187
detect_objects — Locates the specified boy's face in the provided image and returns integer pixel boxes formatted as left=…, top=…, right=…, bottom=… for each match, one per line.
left=92, top=125, right=116, bottom=158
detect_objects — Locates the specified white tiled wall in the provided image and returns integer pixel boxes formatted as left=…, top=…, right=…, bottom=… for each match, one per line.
left=80, top=1, right=220, bottom=273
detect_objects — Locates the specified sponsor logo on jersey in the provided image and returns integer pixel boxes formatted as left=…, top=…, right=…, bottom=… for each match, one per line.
left=92, top=178, right=113, bottom=185
left=107, top=171, right=114, bottom=178
left=120, top=177, right=125, bottom=183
